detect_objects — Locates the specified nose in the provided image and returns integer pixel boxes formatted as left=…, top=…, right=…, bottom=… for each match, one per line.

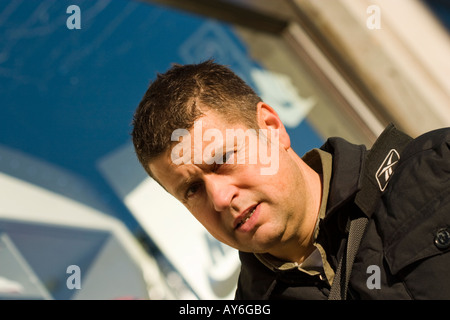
left=204, top=175, right=238, bottom=212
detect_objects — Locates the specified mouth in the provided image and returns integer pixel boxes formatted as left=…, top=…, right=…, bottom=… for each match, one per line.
left=234, top=204, right=258, bottom=230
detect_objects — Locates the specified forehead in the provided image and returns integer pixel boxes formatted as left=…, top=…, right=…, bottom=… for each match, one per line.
left=196, top=108, right=242, bottom=129
left=148, top=110, right=237, bottom=178
left=148, top=150, right=192, bottom=196
left=148, top=111, right=246, bottom=189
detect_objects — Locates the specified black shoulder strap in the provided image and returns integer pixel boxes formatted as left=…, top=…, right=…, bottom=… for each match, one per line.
left=328, top=123, right=412, bottom=300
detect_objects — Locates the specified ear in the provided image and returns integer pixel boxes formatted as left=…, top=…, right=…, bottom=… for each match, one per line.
left=256, top=102, right=291, bottom=149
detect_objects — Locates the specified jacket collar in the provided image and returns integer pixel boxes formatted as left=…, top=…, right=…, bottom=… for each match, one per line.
left=320, top=137, right=366, bottom=218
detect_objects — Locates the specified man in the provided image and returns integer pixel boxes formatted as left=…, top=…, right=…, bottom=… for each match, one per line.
left=132, top=60, right=450, bottom=299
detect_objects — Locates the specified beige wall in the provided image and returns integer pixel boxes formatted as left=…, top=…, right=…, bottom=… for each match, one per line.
left=146, top=0, right=450, bottom=145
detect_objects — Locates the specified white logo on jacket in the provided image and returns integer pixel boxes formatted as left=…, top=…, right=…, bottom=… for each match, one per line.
left=375, top=149, right=400, bottom=191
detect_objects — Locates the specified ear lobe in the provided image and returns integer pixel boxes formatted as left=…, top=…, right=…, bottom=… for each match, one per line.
left=256, top=102, right=291, bottom=149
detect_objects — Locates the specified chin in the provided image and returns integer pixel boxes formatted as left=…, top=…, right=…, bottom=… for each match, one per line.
left=247, top=229, right=284, bottom=253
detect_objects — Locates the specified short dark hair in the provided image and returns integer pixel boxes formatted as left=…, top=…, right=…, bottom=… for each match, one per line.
left=131, top=60, right=262, bottom=176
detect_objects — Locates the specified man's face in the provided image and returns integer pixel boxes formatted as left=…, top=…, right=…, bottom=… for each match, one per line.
left=149, top=103, right=313, bottom=255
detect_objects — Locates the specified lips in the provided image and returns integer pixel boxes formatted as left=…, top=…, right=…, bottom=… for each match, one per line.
left=234, top=204, right=258, bottom=229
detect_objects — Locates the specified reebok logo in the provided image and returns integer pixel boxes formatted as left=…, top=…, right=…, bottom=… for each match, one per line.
left=375, top=149, right=400, bottom=191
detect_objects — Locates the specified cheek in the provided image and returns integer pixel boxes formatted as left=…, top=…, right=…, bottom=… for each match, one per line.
left=189, top=205, right=222, bottom=234
left=267, top=159, right=302, bottom=204
left=200, top=218, right=235, bottom=248
left=189, top=205, right=209, bottom=227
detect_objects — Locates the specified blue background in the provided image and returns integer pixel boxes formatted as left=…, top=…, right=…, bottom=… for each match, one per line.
left=1, top=0, right=447, bottom=234
left=0, top=0, right=323, bottom=233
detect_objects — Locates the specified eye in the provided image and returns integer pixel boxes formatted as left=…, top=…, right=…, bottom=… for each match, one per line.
left=185, top=182, right=203, bottom=199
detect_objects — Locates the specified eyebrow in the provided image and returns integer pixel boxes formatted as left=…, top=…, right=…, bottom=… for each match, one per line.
left=206, top=140, right=242, bottom=165
left=173, top=157, right=221, bottom=200
left=173, top=143, right=237, bottom=199
left=203, top=145, right=228, bottom=164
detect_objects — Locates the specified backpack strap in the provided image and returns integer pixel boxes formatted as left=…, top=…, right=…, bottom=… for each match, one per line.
left=328, top=123, right=412, bottom=300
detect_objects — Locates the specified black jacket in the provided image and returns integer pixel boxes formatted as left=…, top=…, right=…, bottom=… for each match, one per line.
left=235, top=125, right=450, bottom=299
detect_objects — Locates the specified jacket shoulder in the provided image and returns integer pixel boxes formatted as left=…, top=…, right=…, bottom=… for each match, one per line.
left=374, top=127, right=450, bottom=297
